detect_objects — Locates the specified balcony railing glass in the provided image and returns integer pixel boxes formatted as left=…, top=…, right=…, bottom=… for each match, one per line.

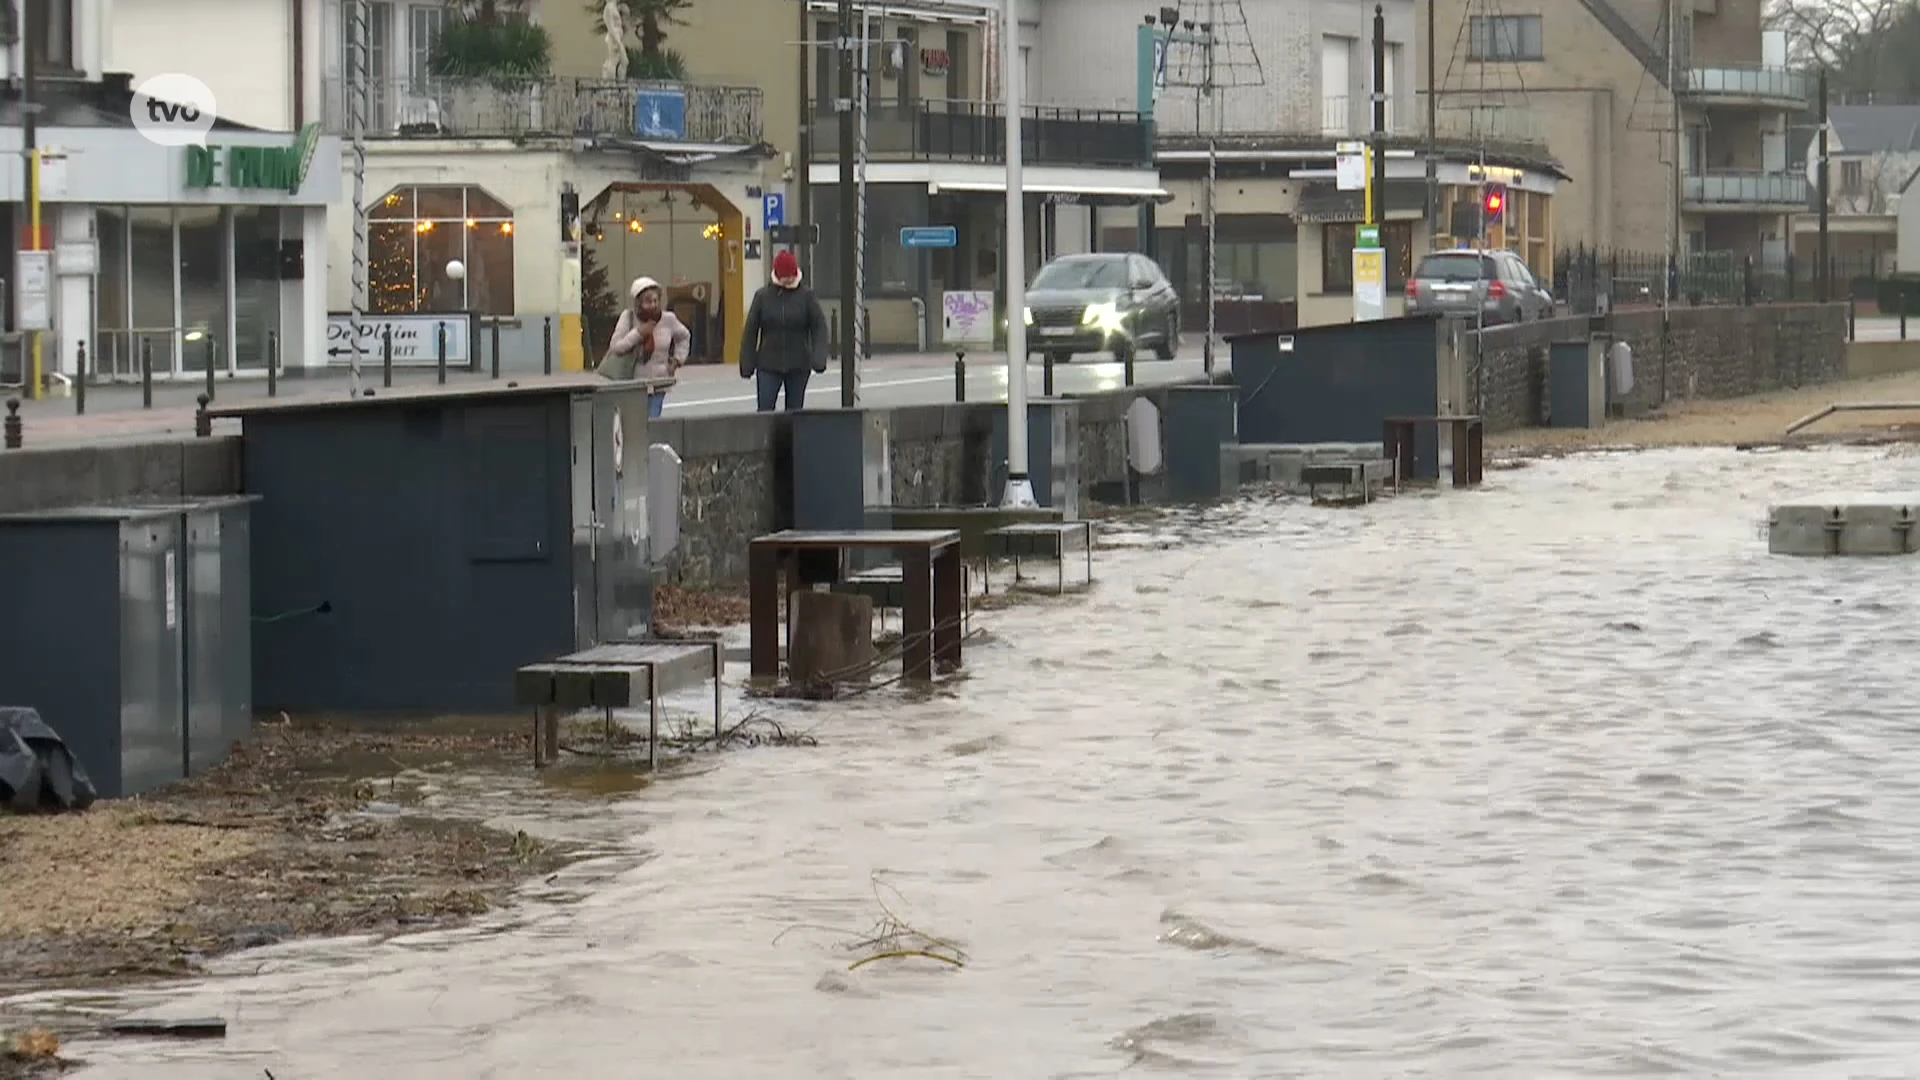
left=1685, top=65, right=1809, bottom=104
left=1683, top=170, right=1811, bottom=206
left=320, top=76, right=764, bottom=144
left=809, top=99, right=1151, bottom=168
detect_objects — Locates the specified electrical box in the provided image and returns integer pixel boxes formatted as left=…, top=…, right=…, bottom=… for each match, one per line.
left=1548, top=338, right=1606, bottom=429
left=1164, top=385, right=1238, bottom=500
left=0, top=497, right=255, bottom=797
left=213, top=377, right=663, bottom=714
left=991, top=399, right=1081, bottom=520
left=792, top=408, right=894, bottom=533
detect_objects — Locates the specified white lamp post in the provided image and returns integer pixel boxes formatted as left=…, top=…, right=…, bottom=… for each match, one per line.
left=999, top=0, right=1036, bottom=508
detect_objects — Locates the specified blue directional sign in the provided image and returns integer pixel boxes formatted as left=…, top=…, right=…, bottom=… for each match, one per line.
left=762, top=192, right=785, bottom=228
left=900, top=225, right=958, bottom=248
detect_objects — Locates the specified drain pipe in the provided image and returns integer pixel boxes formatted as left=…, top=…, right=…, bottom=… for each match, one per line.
left=911, top=296, right=927, bottom=352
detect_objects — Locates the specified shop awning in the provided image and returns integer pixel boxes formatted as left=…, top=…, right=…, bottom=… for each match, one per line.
left=807, top=161, right=1168, bottom=203
left=1293, top=179, right=1429, bottom=223
left=593, top=137, right=772, bottom=167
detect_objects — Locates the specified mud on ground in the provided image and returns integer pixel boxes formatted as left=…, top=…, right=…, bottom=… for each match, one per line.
left=0, top=716, right=578, bottom=1003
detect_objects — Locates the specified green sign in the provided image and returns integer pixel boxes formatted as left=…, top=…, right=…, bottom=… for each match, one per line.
left=1357, top=224, right=1381, bottom=249
left=184, top=123, right=321, bottom=195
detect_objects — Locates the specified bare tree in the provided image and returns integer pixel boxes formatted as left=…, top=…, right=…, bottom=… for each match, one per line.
left=1765, top=0, right=1911, bottom=71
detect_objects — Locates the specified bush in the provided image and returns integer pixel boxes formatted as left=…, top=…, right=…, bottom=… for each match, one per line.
left=429, top=1, right=553, bottom=83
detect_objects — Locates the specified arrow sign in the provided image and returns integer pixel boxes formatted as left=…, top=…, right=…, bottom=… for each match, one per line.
left=900, top=226, right=958, bottom=248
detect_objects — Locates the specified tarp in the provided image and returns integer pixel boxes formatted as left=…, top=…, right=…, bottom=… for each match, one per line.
left=0, top=706, right=97, bottom=813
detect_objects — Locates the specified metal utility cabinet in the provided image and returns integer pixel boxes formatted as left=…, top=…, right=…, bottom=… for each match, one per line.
left=991, top=399, right=1082, bottom=519
left=212, top=377, right=665, bottom=714
left=791, top=408, right=894, bottom=533
left=0, top=497, right=255, bottom=798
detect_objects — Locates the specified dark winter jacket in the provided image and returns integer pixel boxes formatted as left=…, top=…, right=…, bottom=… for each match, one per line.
left=739, top=283, right=828, bottom=376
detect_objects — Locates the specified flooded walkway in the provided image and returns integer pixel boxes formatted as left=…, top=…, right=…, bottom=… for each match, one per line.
left=25, top=446, right=1920, bottom=1078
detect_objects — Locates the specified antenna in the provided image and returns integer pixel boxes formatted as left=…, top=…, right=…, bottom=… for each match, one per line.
left=1155, top=0, right=1263, bottom=376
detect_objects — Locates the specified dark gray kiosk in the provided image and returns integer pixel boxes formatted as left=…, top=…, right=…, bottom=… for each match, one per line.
left=211, top=377, right=662, bottom=714
left=0, top=497, right=255, bottom=797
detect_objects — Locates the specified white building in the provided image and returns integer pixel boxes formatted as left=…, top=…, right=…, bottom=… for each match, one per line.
left=3, top=0, right=339, bottom=384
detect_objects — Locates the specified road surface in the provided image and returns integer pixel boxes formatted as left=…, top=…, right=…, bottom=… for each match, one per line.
left=4, top=338, right=1220, bottom=447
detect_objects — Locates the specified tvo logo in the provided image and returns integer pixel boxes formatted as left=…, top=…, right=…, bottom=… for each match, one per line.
left=130, top=73, right=217, bottom=147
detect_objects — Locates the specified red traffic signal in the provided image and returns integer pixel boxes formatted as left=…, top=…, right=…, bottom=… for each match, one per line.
left=1483, top=186, right=1506, bottom=224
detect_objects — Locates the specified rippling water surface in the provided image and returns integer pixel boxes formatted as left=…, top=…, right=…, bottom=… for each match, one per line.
left=31, top=446, right=1920, bottom=1079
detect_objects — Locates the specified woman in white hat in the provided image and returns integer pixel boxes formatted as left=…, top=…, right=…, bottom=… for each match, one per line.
left=598, top=276, right=691, bottom=418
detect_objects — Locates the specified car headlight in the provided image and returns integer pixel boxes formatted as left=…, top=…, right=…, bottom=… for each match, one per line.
left=1022, top=307, right=1032, bottom=326
left=1081, top=302, right=1115, bottom=326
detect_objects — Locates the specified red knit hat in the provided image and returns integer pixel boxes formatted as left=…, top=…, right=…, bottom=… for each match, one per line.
left=772, top=249, right=801, bottom=287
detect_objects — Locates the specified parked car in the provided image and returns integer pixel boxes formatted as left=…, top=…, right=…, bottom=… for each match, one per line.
left=1404, top=248, right=1555, bottom=325
left=1022, top=252, right=1181, bottom=363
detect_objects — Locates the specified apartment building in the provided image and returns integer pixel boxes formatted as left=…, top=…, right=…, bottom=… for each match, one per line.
left=1425, top=0, right=1805, bottom=267
left=1797, top=104, right=1920, bottom=275
left=1030, top=0, right=1562, bottom=328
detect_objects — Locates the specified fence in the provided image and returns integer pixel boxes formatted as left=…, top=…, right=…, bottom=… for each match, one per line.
left=1552, top=247, right=1887, bottom=314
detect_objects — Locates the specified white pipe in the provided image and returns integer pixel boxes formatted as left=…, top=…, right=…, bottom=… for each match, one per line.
left=999, top=0, right=1035, bottom=507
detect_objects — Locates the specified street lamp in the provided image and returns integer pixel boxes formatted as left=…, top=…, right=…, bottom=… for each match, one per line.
left=999, top=0, right=1035, bottom=508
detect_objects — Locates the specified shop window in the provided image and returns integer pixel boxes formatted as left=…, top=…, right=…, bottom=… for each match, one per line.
left=366, top=184, right=516, bottom=315
left=1320, top=220, right=1413, bottom=294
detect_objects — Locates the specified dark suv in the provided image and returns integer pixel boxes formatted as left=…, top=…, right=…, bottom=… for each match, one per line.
left=1023, top=253, right=1181, bottom=363
left=1404, top=248, right=1555, bottom=325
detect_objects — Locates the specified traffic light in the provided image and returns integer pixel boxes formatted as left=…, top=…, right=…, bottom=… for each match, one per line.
left=1483, top=185, right=1507, bottom=225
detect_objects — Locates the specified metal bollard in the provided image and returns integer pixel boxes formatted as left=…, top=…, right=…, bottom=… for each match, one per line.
left=543, top=316, right=553, bottom=374
left=382, top=326, right=394, bottom=387
left=1848, top=296, right=1857, bottom=341
left=194, top=394, right=212, bottom=437
left=75, top=340, right=86, bottom=415
left=1904, top=310, right=1909, bottom=341
left=140, top=338, right=153, bottom=408
left=436, top=323, right=448, bottom=384
left=204, top=335, right=217, bottom=400
left=954, top=350, right=966, bottom=402
left=1124, top=348, right=1135, bottom=387
left=3, top=398, right=19, bottom=449
left=1043, top=350, right=1055, bottom=397
left=491, top=319, right=502, bottom=379
left=267, top=331, right=279, bottom=396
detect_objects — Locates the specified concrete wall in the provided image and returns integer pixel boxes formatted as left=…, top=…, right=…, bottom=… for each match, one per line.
left=0, top=438, right=241, bottom=515
left=1468, top=302, right=1848, bottom=431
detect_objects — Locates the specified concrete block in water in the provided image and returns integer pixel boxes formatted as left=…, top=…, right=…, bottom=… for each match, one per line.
left=1768, top=500, right=1920, bottom=556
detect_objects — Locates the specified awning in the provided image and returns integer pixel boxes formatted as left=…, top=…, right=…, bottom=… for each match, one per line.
left=1293, top=179, right=1430, bottom=223
left=594, top=137, right=771, bottom=166
left=807, top=161, right=1167, bottom=202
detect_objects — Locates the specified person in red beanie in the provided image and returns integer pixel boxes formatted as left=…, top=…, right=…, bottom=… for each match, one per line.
left=739, top=248, right=828, bottom=411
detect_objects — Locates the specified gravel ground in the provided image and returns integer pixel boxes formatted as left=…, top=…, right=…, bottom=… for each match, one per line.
left=1492, top=370, right=1920, bottom=453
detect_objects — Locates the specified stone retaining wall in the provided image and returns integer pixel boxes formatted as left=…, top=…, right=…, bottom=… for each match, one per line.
left=1468, top=303, right=1848, bottom=432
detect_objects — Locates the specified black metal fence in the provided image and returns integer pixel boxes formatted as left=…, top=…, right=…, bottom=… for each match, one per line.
left=1551, top=246, right=1887, bottom=313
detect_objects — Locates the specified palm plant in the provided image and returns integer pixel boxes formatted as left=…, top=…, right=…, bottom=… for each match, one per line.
left=588, top=0, right=695, bottom=79
left=430, top=0, right=554, bottom=82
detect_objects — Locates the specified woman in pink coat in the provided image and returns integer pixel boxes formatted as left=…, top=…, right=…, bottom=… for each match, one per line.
left=598, top=276, right=691, bottom=417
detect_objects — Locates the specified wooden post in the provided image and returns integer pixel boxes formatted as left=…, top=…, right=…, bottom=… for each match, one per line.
left=932, top=546, right=963, bottom=670
left=748, top=543, right=782, bottom=677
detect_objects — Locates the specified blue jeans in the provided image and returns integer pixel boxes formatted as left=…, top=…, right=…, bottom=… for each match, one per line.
left=648, top=391, right=666, bottom=418
left=755, top=368, right=812, bottom=412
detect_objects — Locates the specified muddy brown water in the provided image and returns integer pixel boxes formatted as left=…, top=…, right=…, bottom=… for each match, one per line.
left=16, top=446, right=1920, bottom=1078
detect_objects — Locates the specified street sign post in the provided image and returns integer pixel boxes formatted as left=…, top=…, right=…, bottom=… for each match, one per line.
left=900, top=226, right=958, bottom=248
left=762, top=192, right=785, bottom=228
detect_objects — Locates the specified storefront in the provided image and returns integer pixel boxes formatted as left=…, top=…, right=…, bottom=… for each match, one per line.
left=0, top=119, right=339, bottom=382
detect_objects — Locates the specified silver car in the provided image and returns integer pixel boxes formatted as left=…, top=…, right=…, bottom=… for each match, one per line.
left=1404, top=249, right=1555, bottom=325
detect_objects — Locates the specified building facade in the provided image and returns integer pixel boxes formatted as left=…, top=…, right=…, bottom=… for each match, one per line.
left=2, top=0, right=339, bottom=388
left=1425, top=0, right=1805, bottom=265
left=1030, top=0, right=1560, bottom=328
left=1798, top=104, right=1920, bottom=275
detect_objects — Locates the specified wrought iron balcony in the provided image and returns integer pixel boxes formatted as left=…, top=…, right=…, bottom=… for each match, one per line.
left=810, top=98, right=1151, bottom=168
left=1683, top=64, right=1809, bottom=109
left=1318, top=95, right=1412, bottom=138
left=1682, top=170, right=1810, bottom=211
left=321, top=76, right=764, bottom=144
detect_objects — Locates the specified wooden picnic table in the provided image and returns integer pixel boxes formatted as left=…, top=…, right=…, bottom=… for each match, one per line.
left=748, top=529, right=964, bottom=682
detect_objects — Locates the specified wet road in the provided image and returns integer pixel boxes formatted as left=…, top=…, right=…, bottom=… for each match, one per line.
left=22, top=445, right=1920, bottom=1078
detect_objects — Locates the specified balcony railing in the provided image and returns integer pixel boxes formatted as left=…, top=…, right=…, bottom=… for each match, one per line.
left=1684, top=64, right=1809, bottom=106
left=1319, top=95, right=1409, bottom=138
left=1683, top=170, right=1811, bottom=208
left=1432, top=105, right=1549, bottom=148
left=810, top=99, right=1150, bottom=168
left=321, top=76, right=764, bottom=144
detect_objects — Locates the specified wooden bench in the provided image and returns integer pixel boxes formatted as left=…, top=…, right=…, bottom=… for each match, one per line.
left=984, top=521, right=1094, bottom=594
left=1382, top=414, right=1485, bottom=489
left=514, top=639, right=723, bottom=771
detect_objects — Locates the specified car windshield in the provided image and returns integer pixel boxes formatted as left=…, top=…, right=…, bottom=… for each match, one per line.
left=1032, top=258, right=1128, bottom=290
left=1415, top=253, right=1495, bottom=282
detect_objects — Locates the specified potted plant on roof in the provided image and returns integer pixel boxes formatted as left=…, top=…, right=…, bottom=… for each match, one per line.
left=428, top=0, right=555, bottom=136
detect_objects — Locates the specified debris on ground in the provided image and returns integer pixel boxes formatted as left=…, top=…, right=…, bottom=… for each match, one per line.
left=0, top=716, right=577, bottom=999
left=652, top=585, right=750, bottom=636
left=105, top=1015, right=226, bottom=1038
left=1, top=1027, right=67, bottom=1080
left=776, top=871, right=968, bottom=973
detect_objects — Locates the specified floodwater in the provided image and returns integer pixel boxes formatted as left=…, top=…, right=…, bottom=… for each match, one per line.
left=22, top=445, right=1920, bottom=1079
